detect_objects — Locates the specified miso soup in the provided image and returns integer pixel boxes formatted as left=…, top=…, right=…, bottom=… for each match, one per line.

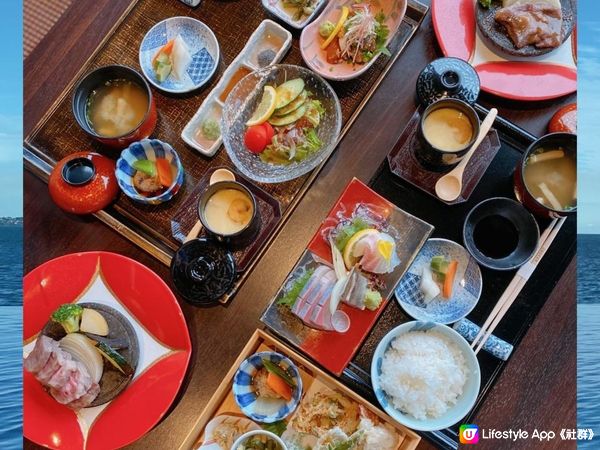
left=524, top=147, right=577, bottom=211
left=86, top=79, right=148, bottom=137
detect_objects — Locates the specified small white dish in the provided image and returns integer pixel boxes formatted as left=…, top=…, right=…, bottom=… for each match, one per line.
left=139, top=16, right=219, bottom=94
left=261, top=0, right=327, bottom=30
left=181, top=20, right=292, bottom=157
left=196, top=414, right=260, bottom=450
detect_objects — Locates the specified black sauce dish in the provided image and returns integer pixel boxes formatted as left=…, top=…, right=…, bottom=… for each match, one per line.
left=416, top=98, right=480, bottom=171
left=198, top=180, right=261, bottom=248
left=463, top=197, right=540, bottom=271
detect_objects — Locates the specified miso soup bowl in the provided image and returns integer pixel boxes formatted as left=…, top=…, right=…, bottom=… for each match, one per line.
left=198, top=180, right=260, bottom=248
left=416, top=98, right=480, bottom=171
left=72, top=65, right=158, bottom=149
left=514, top=132, right=577, bottom=218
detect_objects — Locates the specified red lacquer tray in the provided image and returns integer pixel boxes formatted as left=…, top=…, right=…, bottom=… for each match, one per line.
left=261, top=179, right=433, bottom=375
left=23, top=252, right=191, bottom=450
left=431, top=0, right=577, bottom=101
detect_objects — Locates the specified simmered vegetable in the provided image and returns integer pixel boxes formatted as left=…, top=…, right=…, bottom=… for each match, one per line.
left=80, top=308, right=109, bottom=336
left=95, top=342, right=134, bottom=376
left=51, top=304, right=84, bottom=334
left=60, top=333, right=104, bottom=383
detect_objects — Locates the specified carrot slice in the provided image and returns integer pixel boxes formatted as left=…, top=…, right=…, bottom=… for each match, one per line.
left=443, top=260, right=458, bottom=299
left=266, top=372, right=292, bottom=401
left=155, top=158, right=173, bottom=188
left=152, top=39, right=175, bottom=64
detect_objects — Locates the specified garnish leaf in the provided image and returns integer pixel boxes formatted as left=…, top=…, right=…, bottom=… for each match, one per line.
left=262, top=359, right=296, bottom=388
left=277, top=268, right=314, bottom=307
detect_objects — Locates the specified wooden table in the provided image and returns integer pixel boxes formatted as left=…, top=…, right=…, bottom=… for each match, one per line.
left=24, top=1, right=576, bottom=449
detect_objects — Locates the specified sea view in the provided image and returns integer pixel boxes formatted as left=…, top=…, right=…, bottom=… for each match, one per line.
left=0, top=225, right=22, bottom=449
left=578, top=234, right=599, bottom=448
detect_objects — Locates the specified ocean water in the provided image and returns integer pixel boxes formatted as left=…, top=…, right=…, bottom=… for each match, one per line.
left=578, top=234, right=600, bottom=448
left=0, top=226, right=22, bottom=449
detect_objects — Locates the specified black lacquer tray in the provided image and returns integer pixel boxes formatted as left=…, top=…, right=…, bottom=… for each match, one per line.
left=339, top=105, right=576, bottom=450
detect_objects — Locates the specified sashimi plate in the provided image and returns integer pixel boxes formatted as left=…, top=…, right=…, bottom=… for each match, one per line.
left=261, top=178, right=433, bottom=375
left=23, top=252, right=191, bottom=450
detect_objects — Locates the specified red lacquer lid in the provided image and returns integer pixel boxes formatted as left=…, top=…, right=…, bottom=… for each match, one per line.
left=548, top=103, right=577, bottom=134
left=48, top=152, right=119, bottom=214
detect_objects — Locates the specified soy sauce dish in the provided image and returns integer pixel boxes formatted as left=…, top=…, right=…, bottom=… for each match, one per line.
left=463, top=197, right=539, bottom=271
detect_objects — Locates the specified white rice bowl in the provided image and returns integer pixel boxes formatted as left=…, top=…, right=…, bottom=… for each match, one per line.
left=379, top=330, right=468, bottom=420
left=371, top=322, right=481, bottom=431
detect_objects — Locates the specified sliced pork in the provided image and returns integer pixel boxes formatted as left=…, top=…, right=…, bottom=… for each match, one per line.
left=23, top=336, right=59, bottom=373
left=24, top=335, right=100, bottom=409
left=495, top=1, right=563, bottom=49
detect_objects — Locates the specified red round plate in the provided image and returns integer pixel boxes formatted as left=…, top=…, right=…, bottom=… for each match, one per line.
left=24, top=252, right=191, bottom=450
left=432, top=0, right=577, bottom=101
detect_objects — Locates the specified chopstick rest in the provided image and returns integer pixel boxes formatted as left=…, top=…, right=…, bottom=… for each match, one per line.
left=453, top=318, right=513, bottom=361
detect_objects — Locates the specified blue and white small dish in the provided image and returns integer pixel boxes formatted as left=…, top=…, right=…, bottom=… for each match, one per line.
left=395, top=238, right=482, bottom=324
left=371, top=321, right=481, bottom=431
left=233, top=351, right=302, bottom=423
left=116, top=139, right=184, bottom=205
left=139, top=17, right=219, bottom=94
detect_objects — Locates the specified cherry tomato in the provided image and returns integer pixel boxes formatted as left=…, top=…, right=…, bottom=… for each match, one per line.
left=244, top=125, right=268, bottom=154
left=262, top=122, right=275, bottom=143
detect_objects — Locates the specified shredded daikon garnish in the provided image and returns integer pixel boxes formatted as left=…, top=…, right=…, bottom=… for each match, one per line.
left=339, top=4, right=378, bottom=64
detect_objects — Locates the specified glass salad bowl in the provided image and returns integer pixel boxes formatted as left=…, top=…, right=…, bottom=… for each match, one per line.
left=222, top=64, right=342, bottom=183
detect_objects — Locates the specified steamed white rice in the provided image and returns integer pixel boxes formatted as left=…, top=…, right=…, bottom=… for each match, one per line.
left=379, top=330, right=469, bottom=420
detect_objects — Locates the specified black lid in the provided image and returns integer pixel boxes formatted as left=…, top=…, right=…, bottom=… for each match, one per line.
left=416, top=57, right=480, bottom=107
left=170, top=238, right=236, bottom=306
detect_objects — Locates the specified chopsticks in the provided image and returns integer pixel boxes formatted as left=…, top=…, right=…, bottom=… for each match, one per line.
left=470, top=216, right=567, bottom=355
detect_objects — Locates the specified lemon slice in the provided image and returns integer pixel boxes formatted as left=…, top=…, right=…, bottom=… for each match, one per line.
left=246, top=85, right=277, bottom=126
left=342, top=228, right=379, bottom=269
left=321, top=6, right=349, bottom=50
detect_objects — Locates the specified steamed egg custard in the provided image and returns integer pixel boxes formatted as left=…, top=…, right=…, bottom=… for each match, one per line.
left=423, top=107, right=473, bottom=151
left=204, top=188, right=254, bottom=235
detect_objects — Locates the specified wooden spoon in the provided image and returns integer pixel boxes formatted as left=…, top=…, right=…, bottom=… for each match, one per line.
left=434, top=108, right=498, bottom=202
left=184, top=169, right=236, bottom=243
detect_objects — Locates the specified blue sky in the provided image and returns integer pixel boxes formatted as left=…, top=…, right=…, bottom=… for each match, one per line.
left=579, top=2, right=599, bottom=233
left=0, top=2, right=22, bottom=217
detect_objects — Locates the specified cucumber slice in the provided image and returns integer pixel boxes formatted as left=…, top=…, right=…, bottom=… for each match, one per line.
left=268, top=105, right=307, bottom=126
left=274, top=78, right=305, bottom=109
left=304, top=102, right=321, bottom=128
left=274, top=90, right=307, bottom=116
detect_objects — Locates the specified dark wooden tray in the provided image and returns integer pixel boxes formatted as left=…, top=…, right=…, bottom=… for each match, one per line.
left=335, top=105, right=576, bottom=449
left=23, top=0, right=429, bottom=304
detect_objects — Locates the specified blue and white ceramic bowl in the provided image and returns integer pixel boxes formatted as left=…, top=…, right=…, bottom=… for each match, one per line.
left=116, top=139, right=184, bottom=205
left=371, top=321, right=481, bottom=432
left=395, top=238, right=482, bottom=324
left=139, top=17, right=219, bottom=94
left=233, top=351, right=302, bottom=423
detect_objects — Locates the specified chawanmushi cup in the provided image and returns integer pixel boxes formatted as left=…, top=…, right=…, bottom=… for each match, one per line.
left=416, top=98, right=480, bottom=171
left=72, top=65, right=158, bottom=149
left=198, top=180, right=260, bottom=248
